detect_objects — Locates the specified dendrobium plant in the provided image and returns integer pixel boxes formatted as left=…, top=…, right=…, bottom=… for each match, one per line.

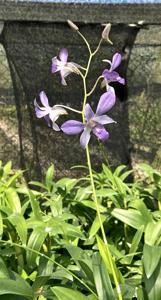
left=51, top=48, right=81, bottom=85
left=34, top=21, right=125, bottom=300
left=61, top=89, right=116, bottom=149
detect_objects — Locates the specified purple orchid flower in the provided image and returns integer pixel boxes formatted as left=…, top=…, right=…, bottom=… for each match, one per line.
left=102, top=53, right=125, bottom=89
left=61, top=88, right=116, bottom=149
left=51, top=48, right=80, bottom=86
left=34, top=91, right=67, bottom=131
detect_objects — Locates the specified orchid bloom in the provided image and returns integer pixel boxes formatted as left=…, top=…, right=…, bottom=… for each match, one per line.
left=102, top=53, right=125, bottom=90
left=51, top=48, right=80, bottom=86
left=61, top=88, right=116, bottom=149
left=34, top=91, right=67, bottom=131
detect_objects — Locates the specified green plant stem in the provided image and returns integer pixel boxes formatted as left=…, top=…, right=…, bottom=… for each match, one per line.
left=78, top=31, right=92, bottom=55
left=87, top=76, right=103, bottom=97
left=0, top=239, right=98, bottom=299
left=92, top=38, right=103, bottom=56
left=86, top=146, right=122, bottom=300
left=86, top=146, right=107, bottom=244
left=80, top=31, right=123, bottom=300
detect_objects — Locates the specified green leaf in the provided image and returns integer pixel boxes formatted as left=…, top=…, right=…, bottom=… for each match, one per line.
left=92, top=252, right=115, bottom=300
left=92, top=253, right=106, bottom=300
left=125, top=226, right=144, bottom=264
left=45, top=164, right=55, bottom=190
left=143, top=244, right=161, bottom=279
left=29, top=181, right=48, bottom=190
left=136, top=287, right=144, bottom=300
left=56, top=178, right=77, bottom=192
left=78, top=259, right=94, bottom=284
left=87, top=295, right=98, bottom=300
left=0, top=257, right=10, bottom=279
left=26, top=228, right=47, bottom=268
left=8, top=213, right=27, bottom=245
left=51, top=286, right=88, bottom=300
left=143, top=254, right=161, bottom=300
left=0, top=211, right=3, bottom=236
left=89, top=214, right=107, bottom=239
left=0, top=279, right=33, bottom=298
left=145, top=221, right=161, bottom=246
left=112, top=208, right=146, bottom=229
left=61, top=223, right=84, bottom=239
left=81, top=200, right=106, bottom=213
left=66, top=245, right=83, bottom=261
left=120, top=170, right=133, bottom=181
left=5, top=187, right=21, bottom=213
left=3, top=161, right=12, bottom=178
left=114, top=165, right=127, bottom=177
left=119, top=284, right=135, bottom=300
left=6, top=171, right=23, bottom=188
left=96, top=235, right=124, bottom=285
left=130, top=200, right=153, bottom=224
left=28, top=190, right=43, bottom=221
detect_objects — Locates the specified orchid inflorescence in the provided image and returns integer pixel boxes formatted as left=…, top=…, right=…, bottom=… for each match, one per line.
left=34, top=22, right=125, bottom=149
left=34, top=22, right=126, bottom=299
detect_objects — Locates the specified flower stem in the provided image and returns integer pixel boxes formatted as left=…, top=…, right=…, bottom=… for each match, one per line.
left=87, top=76, right=103, bottom=97
left=80, top=31, right=123, bottom=300
left=77, top=31, right=92, bottom=55
left=92, top=38, right=103, bottom=56
left=86, top=146, right=123, bottom=300
left=54, top=104, right=82, bottom=114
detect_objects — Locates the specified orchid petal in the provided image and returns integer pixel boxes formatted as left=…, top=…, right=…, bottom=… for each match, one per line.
left=39, top=91, right=49, bottom=107
left=49, top=111, right=58, bottom=122
left=52, top=122, right=60, bottom=131
left=102, top=59, right=112, bottom=66
left=59, top=48, right=68, bottom=63
left=60, top=68, right=71, bottom=85
left=60, top=75, right=67, bottom=86
left=92, top=125, right=109, bottom=141
left=102, top=70, right=118, bottom=81
left=111, top=53, right=122, bottom=70
left=80, top=127, right=91, bottom=149
left=51, top=57, right=60, bottom=73
left=85, top=104, right=95, bottom=122
left=103, top=70, right=125, bottom=85
left=61, top=68, right=72, bottom=78
left=117, top=76, right=125, bottom=85
left=49, top=107, right=67, bottom=122
left=34, top=98, right=42, bottom=110
left=44, top=115, right=51, bottom=127
left=93, top=115, right=116, bottom=125
left=96, top=87, right=116, bottom=115
left=35, top=107, right=48, bottom=118
left=70, top=62, right=82, bottom=69
left=61, top=120, right=84, bottom=135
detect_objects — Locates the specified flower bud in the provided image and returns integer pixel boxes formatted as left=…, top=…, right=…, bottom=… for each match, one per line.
left=67, top=20, right=79, bottom=31
left=102, top=23, right=113, bottom=44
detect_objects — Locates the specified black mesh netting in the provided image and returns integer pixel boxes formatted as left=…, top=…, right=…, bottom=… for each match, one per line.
left=0, top=22, right=161, bottom=179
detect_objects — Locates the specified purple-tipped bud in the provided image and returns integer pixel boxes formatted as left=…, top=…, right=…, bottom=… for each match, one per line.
left=102, top=23, right=113, bottom=45
left=67, top=20, right=79, bottom=31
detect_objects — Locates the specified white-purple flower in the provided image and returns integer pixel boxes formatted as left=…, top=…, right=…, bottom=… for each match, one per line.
left=102, top=53, right=125, bottom=89
left=51, top=48, right=80, bottom=86
left=34, top=91, right=67, bottom=131
left=61, top=88, right=116, bottom=149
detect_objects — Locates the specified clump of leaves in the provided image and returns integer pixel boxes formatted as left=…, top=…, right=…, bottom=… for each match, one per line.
left=0, top=160, right=161, bottom=299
